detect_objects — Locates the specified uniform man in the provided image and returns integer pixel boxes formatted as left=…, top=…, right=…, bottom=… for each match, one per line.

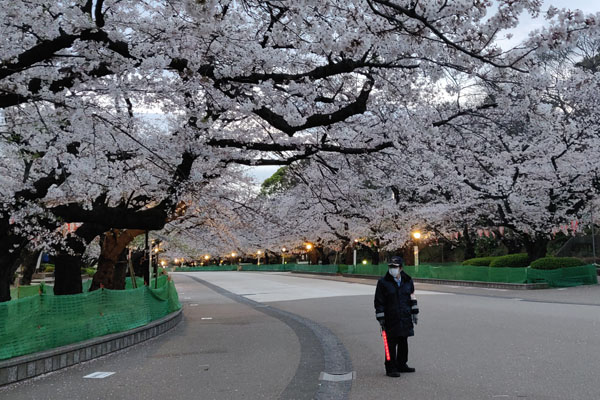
left=374, top=255, right=419, bottom=377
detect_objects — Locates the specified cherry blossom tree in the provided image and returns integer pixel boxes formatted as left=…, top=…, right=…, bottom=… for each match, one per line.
left=2, top=0, right=600, bottom=300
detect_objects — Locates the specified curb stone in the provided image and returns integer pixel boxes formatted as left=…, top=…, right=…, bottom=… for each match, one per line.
left=0, top=309, right=182, bottom=387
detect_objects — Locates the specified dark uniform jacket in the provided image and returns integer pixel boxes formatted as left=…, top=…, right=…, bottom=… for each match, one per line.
left=374, top=270, right=415, bottom=337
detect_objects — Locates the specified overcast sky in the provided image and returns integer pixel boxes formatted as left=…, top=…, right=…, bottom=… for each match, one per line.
left=497, top=0, right=600, bottom=48
left=247, top=1, right=600, bottom=184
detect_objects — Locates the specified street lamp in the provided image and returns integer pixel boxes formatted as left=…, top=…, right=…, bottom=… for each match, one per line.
left=231, top=252, right=237, bottom=265
left=281, top=247, right=287, bottom=264
left=257, top=250, right=262, bottom=266
left=305, top=243, right=312, bottom=264
left=353, top=239, right=359, bottom=267
left=412, top=231, right=421, bottom=266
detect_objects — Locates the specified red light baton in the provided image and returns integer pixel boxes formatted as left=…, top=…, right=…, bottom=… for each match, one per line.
left=381, top=329, right=391, bottom=361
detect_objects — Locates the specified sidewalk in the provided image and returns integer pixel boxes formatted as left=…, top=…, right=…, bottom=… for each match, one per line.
left=1, top=274, right=301, bottom=400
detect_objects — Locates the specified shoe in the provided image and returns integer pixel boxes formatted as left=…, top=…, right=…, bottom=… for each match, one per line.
left=398, top=365, right=415, bottom=373
left=386, top=371, right=401, bottom=378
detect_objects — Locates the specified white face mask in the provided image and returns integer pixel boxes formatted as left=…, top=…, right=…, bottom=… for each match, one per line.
left=389, top=268, right=400, bottom=278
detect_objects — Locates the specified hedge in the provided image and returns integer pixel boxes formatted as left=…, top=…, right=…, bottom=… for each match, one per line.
left=489, top=253, right=530, bottom=268
left=462, top=257, right=496, bottom=266
left=530, top=257, right=585, bottom=270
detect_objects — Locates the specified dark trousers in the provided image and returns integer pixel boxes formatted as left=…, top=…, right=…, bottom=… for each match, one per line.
left=385, top=336, right=408, bottom=372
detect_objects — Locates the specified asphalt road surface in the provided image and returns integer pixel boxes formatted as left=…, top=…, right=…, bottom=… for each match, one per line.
left=2, top=271, right=600, bottom=400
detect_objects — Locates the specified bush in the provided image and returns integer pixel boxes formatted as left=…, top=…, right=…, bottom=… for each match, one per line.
left=40, top=263, right=54, bottom=272
left=530, top=257, right=585, bottom=270
left=489, top=253, right=530, bottom=268
left=462, top=256, right=496, bottom=266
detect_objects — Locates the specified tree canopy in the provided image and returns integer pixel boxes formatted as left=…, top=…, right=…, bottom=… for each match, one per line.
left=1, top=0, right=600, bottom=299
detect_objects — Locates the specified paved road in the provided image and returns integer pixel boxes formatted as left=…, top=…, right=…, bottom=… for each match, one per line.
left=2, top=271, right=600, bottom=399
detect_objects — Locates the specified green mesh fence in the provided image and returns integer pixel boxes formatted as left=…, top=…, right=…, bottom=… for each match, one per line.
left=237, top=264, right=290, bottom=272
left=175, top=264, right=338, bottom=273
left=8, top=276, right=153, bottom=301
left=0, top=276, right=181, bottom=360
left=526, top=265, right=598, bottom=287
left=174, top=263, right=597, bottom=288
left=175, top=265, right=238, bottom=272
left=402, top=264, right=529, bottom=283
left=291, top=264, right=339, bottom=273
left=9, top=283, right=47, bottom=300
left=339, top=264, right=389, bottom=276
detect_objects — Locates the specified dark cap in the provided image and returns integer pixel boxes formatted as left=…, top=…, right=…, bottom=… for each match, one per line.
left=389, top=256, right=403, bottom=267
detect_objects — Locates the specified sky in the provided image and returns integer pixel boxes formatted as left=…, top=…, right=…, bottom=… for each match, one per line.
left=247, top=0, right=600, bottom=184
left=498, top=0, right=600, bottom=48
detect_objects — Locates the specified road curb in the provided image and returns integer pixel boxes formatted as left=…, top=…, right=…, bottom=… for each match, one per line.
left=0, top=309, right=182, bottom=387
left=185, top=274, right=353, bottom=400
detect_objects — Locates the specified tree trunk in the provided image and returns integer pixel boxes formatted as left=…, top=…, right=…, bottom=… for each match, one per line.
left=402, top=244, right=414, bottom=266
left=53, top=253, right=83, bottom=295
left=0, top=235, right=27, bottom=302
left=19, top=249, right=40, bottom=286
left=91, top=229, right=143, bottom=291
left=309, top=247, right=319, bottom=264
left=499, top=230, right=523, bottom=254
left=371, top=247, right=380, bottom=265
left=463, top=225, right=476, bottom=260
left=342, top=241, right=353, bottom=265
left=112, top=256, right=129, bottom=290
left=0, top=242, right=28, bottom=302
left=52, top=223, right=106, bottom=295
left=0, top=265, right=12, bottom=302
left=523, top=234, right=549, bottom=262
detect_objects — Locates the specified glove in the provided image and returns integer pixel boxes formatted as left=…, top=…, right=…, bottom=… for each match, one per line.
left=378, top=318, right=385, bottom=331
left=410, top=296, right=419, bottom=326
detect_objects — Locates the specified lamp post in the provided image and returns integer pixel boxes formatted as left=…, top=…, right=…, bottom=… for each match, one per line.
left=145, top=233, right=150, bottom=286
left=153, top=245, right=160, bottom=288
left=204, top=254, right=210, bottom=266
left=231, top=252, right=237, bottom=266
left=412, top=231, right=421, bottom=266
left=592, top=206, right=597, bottom=265
left=257, top=250, right=262, bottom=266
left=281, top=247, right=287, bottom=264
left=353, top=239, right=358, bottom=267
left=305, top=243, right=312, bottom=264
